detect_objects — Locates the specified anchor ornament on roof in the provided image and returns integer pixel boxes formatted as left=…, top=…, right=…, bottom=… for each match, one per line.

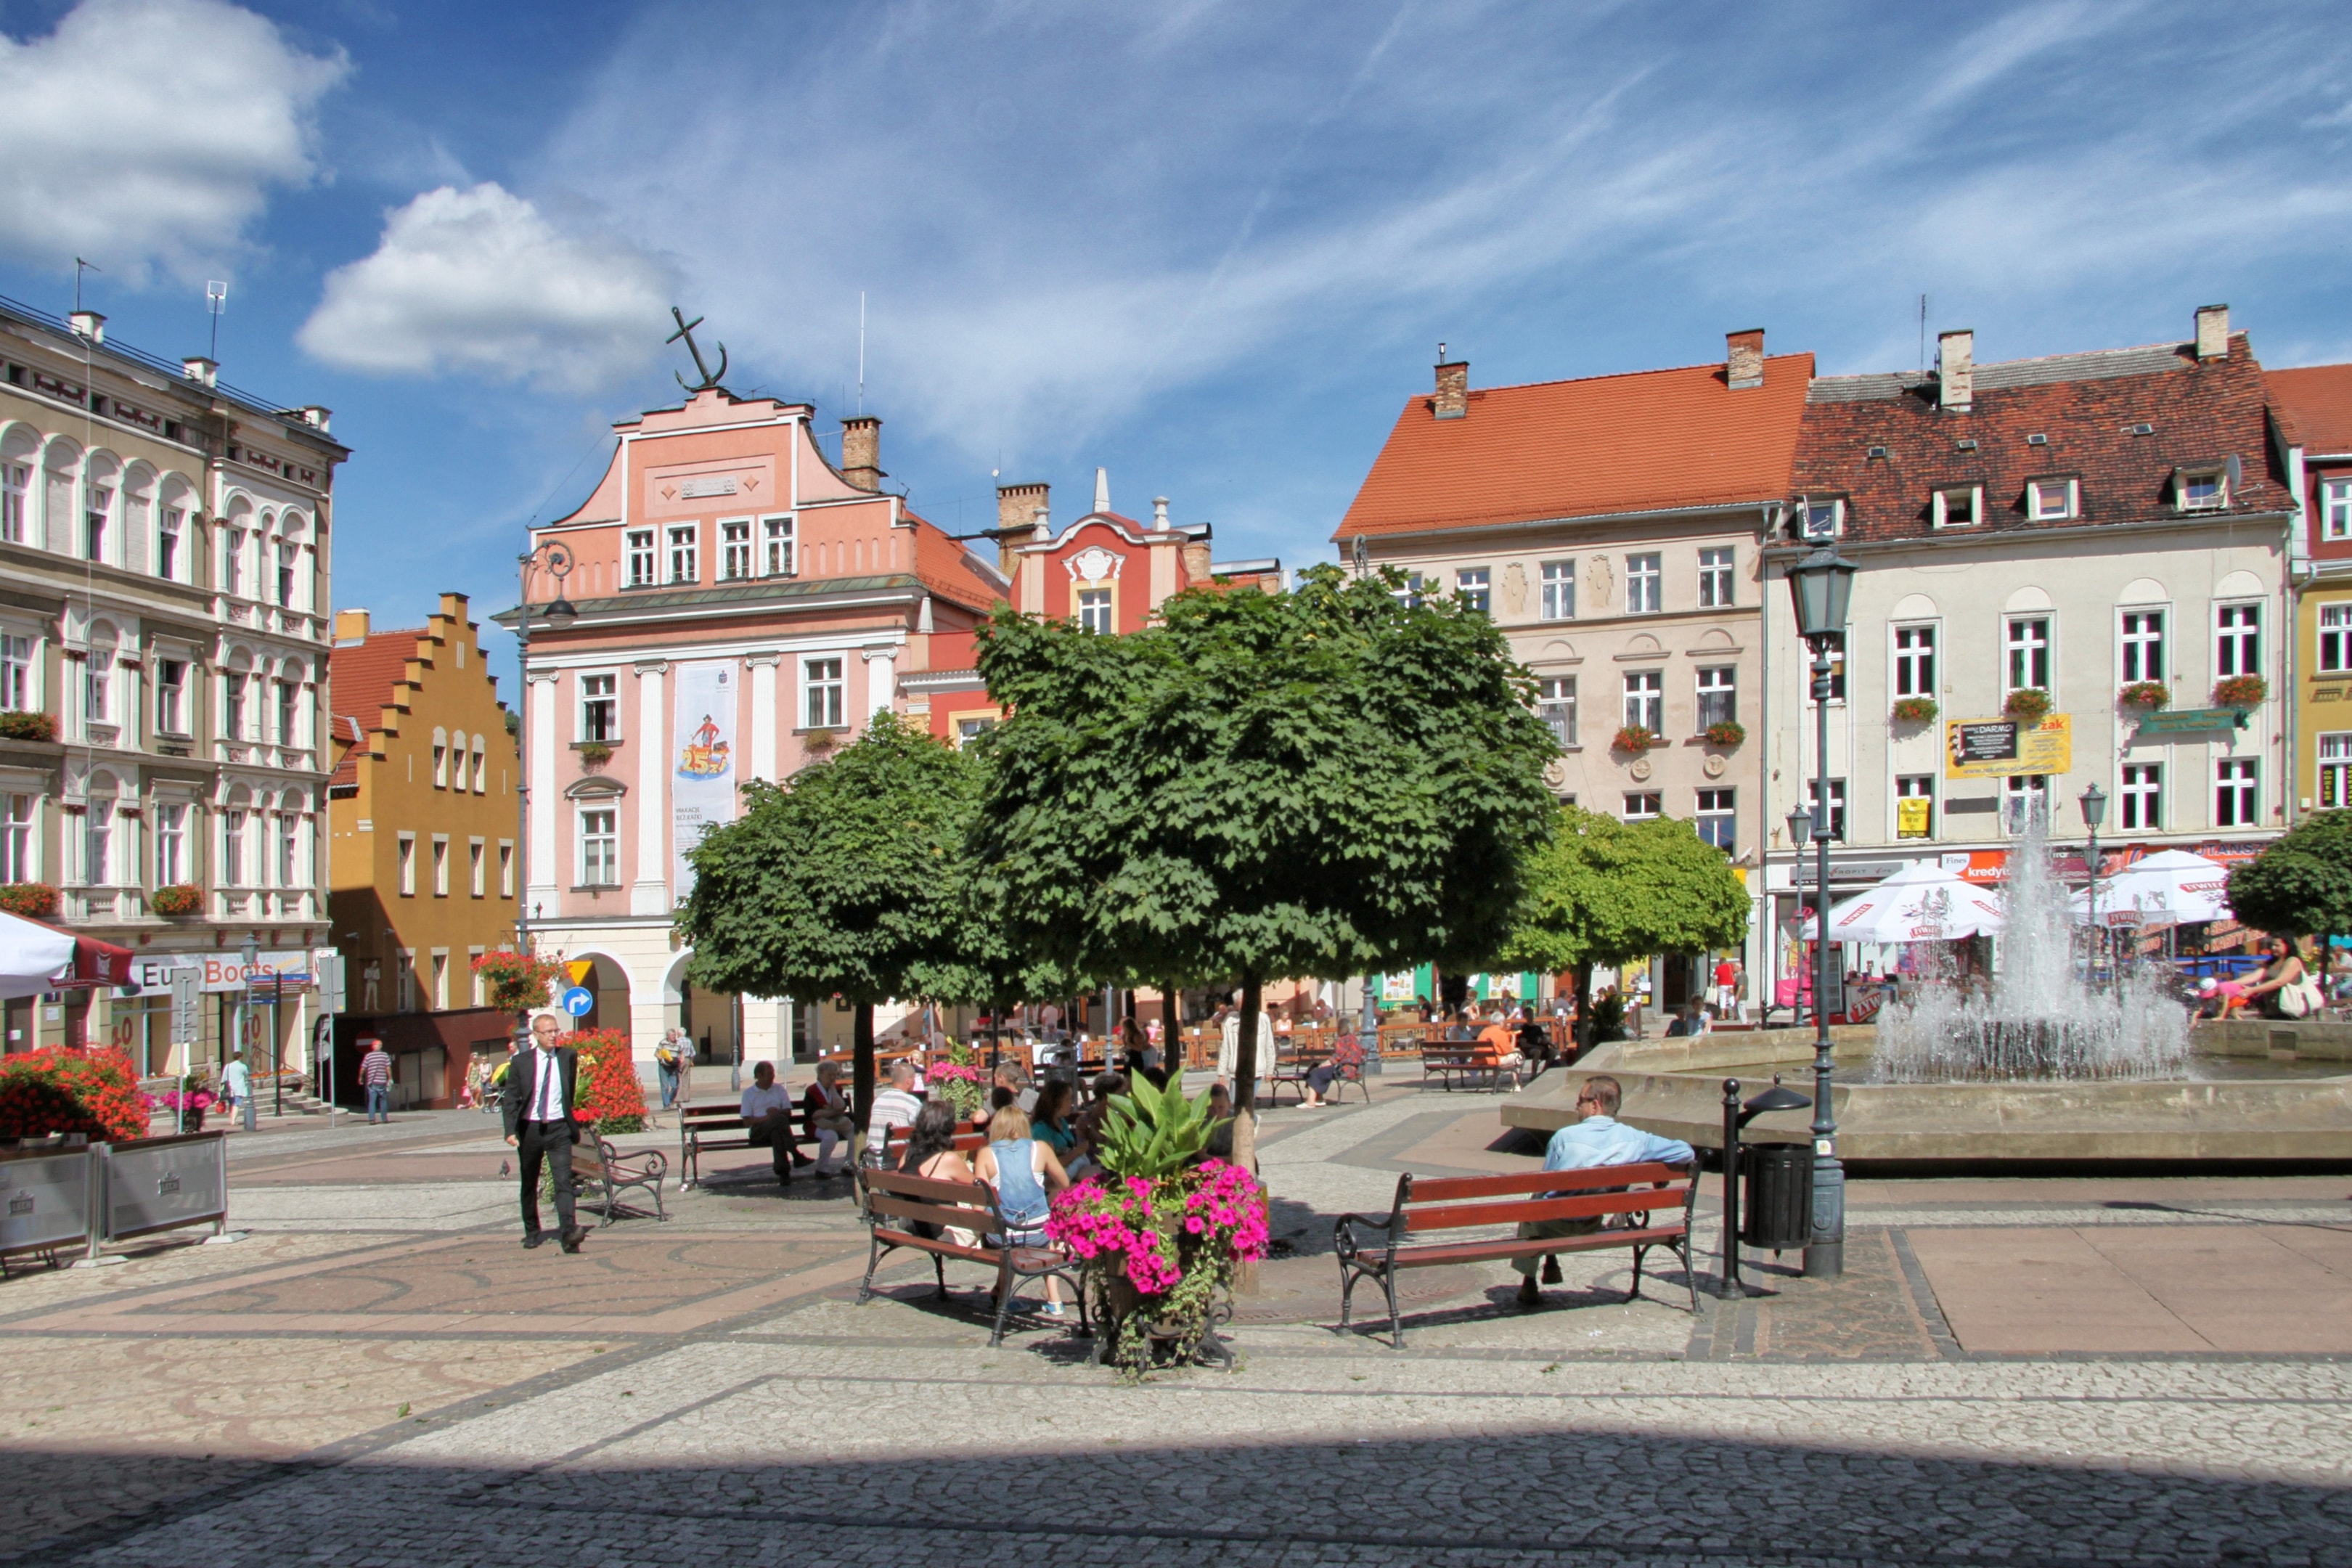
left=667, top=306, right=729, bottom=393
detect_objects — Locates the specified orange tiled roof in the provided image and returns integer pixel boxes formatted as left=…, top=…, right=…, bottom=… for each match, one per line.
left=1334, top=352, right=1815, bottom=540
left=325, top=632, right=422, bottom=789
left=910, top=516, right=1010, bottom=611
left=2269, top=363, right=2352, bottom=456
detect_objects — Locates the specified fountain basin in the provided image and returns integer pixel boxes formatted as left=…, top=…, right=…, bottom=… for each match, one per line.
left=1503, top=1026, right=2352, bottom=1166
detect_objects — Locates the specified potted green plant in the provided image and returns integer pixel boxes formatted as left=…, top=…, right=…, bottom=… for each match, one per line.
left=150, top=883, right=203, bottom=917
left=2118, top=681, right=2171, bottom=710
left=470, top=949, right=565, bottom=1018
left=2213, top=674, right=2268, bottom=709
left=927, top=1040, right=986, bottom=1120
left=1890, top=696, right=1939, bottom=725
left=1045, top=1074, right=1269, bottom=1377
left=576, top=740, right=613, bottom=770
left=1702, top=720, right=1745, bottom=747
left=1611, top=724, right=1658, bottom=754
left=2004, top=687, right=2053, bottom=722
left=0, top=883, right=58, bottom=918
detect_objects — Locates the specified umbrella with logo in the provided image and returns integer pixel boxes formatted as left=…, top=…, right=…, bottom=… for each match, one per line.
left=2071, top=849, right=2231, bottom=929
left=1800, top=862, right=2008, bottom=943
left=0, top=910, right=137, bottom=1000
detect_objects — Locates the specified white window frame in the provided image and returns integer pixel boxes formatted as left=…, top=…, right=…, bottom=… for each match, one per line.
left=83, top=650, right=112, bottom=725
left=579, top=671, right=618, bottom=743
left=1797, top=497, right=1844, bottom=540
left=499, top=839, right=515, bottom=897
left=2216, top=602, right=2261, bottom=679
left=2120, top=762, right=2162, bottom=830
left=625, top=528, right=656, bottom=587
left=1697, top=547, right=1734, bottom=608
left=1695, top=788, right=1735, bottom=852
left=2216, top=757, right=2260, bottom=828
left=81, top=798, right=112, bottom=885
left=666, top=523, right=699, bottom=584
left=762, top=515, right=796, bottom=577
left=1076, top=588, right=1113, bottom=634
left=2003, top=775, right=2048, bottom=836
left=719, top=517, right=753, bottom=581
left=2324, top=604, right=2352, bottom=676
left=2027, top=478, right=2078, bottom=522
left=2006, top=616, right=2051, bottom=693
left=804, top=656, right=845, bottom=730
left=154, top=801, right=186, bottom=885
left=1, top=793, right=34, bottom=882
left=1892, top=624, right=1935, bottom=698
left=2119, top=608, right=2165, bottom=685
left=1539, top=560, right=1575, bottom=621
left=1931, top=485, right=1981, bottom=529
left=277, top=812, right=299, bottom=888
left=1625, top=552, right=1662, bottom=614
left=0, top=462, right=25, bottom=544
left=1695, top=666, right=1736, bottom=729
left=156, top=506, right=182, bottom=580
left=1455, top=567, right=1490, bottom=614
left=155, top=658, right=187, bottom=735
left=470, top=738, right=486, bottom=795
left=84, top=485, right=110, bottom=563
left=0, top=630, right=34, bottom=711
left=579, top=807, right=619, bottom=886
left=1809, top=777, right=1848, bottom=841
left=469, top=837, right=486, bottom=898
left=223, top=527, right=245, bottom=597
left=2179, top=466, right=2229, bottom=512
left=2324, top=478, right=2352, bottom=542
left=1622, top=669, right=1663, bottom=732
left=1535, top=675, right=1576, bottom=749
left=1622, top=792, right=1662, bottom=822
left=430, top=834, right=449, bottom=897
left=396, top=830, right=415, bottom=897
left=2319, top=735, right=2352, bottom=811
left=276, top=677, right=299, bottom=747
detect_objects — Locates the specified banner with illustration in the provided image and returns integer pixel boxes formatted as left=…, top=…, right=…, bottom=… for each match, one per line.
left=672, top=660, right=737, bottom=899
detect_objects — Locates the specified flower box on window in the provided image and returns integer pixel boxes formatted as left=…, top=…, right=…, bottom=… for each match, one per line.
left=576, top=740, right=613, bottom=770
left=1702, top=720, right=1746, bottom=748
left=0, top=710, right=57, bottom=743
left=2004, top=688, right=2052, bottom=722
left=2213, top=674, right=2268, bottom=709
left=1611, top=724, right=1659, bottom=754
left=150, top=883, right=203, bottom=917
left=1890, top=696, right=1939, bottom=725
left=0, top=883, right=57, bottom=918
left=2118, top=681, right=2171, bottom=710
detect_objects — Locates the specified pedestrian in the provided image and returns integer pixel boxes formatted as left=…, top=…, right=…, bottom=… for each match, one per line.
left=359, top=1037, right=393, bottom=1123
left=656, top=1028, right=682, bottom=1109
left=224, top=1051, right=254, bottom=1132
left=673, top=1030, right=698, bottom=1108
left=1713, top=955, right=1744, bottom=1023
left=499, top=1013, right=585, bottom=1253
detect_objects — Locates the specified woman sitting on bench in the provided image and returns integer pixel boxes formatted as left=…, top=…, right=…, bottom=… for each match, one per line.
left=974, top=1105, right=1074, bottom=1318
left=897, top=1101, right=978, bottom=1246
left=801, top=1061, right=856, bottom=1178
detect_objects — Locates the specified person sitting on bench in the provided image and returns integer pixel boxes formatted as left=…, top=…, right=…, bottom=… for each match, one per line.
left=803, top=1061, right=856, bottom=1178
left=740, top=1061, right=800, bottom=1185
left=1516, top=1074, right=1694, bottom=1307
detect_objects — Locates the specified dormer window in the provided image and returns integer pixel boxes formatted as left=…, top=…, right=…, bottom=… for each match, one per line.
left=1796, top=497, right=1844, bottom=540
left=1931, top=486, right=1981, bottom=529
left=2026, top=478, right=2078, bottom=522
left=2177, top=464, right=2231, bottom=512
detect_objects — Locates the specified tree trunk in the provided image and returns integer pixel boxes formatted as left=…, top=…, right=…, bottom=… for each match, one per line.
left=852, top=1002, right=875, bottom=1131
left=1230, top=969, right=1262, bottom=1294
left=1161, top=981, right=1180, bottom=1088
left=1572, top=961, right=1594, bottom=1054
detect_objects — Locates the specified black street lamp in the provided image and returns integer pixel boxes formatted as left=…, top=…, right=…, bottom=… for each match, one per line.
left=2080, top=782, right=2108, bottom=977
left=1786, top=542, right=1856, bottom=1281
left=513, top=542, right=576, bottom=956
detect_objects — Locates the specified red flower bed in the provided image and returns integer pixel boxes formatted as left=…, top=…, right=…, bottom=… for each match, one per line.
left=566, top=1027, right=647, bottom=1133
left=0, top=1046, right=151, bottom=1142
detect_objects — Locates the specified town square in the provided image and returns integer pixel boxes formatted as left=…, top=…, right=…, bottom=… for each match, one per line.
left=3, top=3, right=2352, bottom=1565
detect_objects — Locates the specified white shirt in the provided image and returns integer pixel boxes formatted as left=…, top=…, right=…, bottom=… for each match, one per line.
left=867, top=1085, right=923, bottom=1153
left=528, top=1045, right=565, bottom=1122
left=740, top=1082, right=792, bottom=1119
left=223, top=1060, right=250, bottom=1097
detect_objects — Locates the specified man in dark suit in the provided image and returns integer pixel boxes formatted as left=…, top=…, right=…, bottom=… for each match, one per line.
left=501, top=1013, right=586, bottom=1253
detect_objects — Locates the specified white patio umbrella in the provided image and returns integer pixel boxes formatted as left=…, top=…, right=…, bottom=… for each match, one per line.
left=2072, top=849, right=2232, bottom=929
left=1800, top=861, right=2008, bottom=943
left=0, top=908, right=78, bottom=1000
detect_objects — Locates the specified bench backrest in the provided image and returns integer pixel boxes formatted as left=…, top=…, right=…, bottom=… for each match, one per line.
left=680, top=1104, right=747, bottom=1131
left=860, top=1167, right=1002, bottom=1237
left=1389, top=1162, right=1694, bottom=1237
left=878, top=1126, right=988, bottom=1158
left=1420, top=1042, right=1484, bottom=1063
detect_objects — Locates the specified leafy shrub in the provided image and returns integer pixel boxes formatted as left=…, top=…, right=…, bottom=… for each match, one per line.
left=576, top=740, right=613, bottom=769
left=0, top=1047, right=151, bottom=1141
left=1702, top=720, right=1745, bottom=747
left=1890, top=696, right=1939, bottom=725
left=2118, top=681, right=2171, bottom=709
left=0, top=710, right=57, bottom=742
left=2004, top=687, right=2052, bottom=722
left=0, top=883, right=57, bottom=918
left=1092, top=1070, right=1222, bottom=1179
left=150, top=883, right=203, bottom=916
left=2214, top=674, right=2269, bottom=709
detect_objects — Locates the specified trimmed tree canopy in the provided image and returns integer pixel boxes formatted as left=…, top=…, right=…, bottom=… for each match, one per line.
left=2226, top=810, right=2352, bottom=939
left=971, top=563, right=1559, bottom=990
left=1499, top=804, right=1751, bottom=976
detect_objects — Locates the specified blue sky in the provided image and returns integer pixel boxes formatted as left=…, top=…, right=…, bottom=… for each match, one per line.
left=4, top=0, right=2350, bottom=702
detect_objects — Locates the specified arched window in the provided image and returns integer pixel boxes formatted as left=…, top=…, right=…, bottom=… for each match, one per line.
left=432, top=726, right=449, bottom=788
left=223, top=649, right=255, bottom=742
left=220, top=497, right=254, bottom=597
left=82, top=621, right=119, bottom=733
left=42, top=436, right=82, bottom=555
left=81, top=451, right=120, bottom=565
left=0, top=423, right=40, bottom=546
left=221, top=785, right=251, bottom=887
left=277, top=511, right=309, bottom=611
left=471, top=734, right=487, bottom=794
left=155, top=473, right=195, bottom=581
left=83, top=772, right=120, bottom=886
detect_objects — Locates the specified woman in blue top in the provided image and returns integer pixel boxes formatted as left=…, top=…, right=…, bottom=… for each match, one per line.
left=973, top=1104, right=1074, bottom=1317
left=1029, top=1079, right=1078, bottom=1159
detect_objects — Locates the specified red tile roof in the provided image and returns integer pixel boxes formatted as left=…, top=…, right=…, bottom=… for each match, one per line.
left=908, top=515, right=1010, bottom=612
left=1334, top=352, right=1815, bottom=540
left=1790, top=335, right=2290, bottom=542
left=326, top=632, right=422, bottom=789
left=2267, top=363, right=2352, bottom=457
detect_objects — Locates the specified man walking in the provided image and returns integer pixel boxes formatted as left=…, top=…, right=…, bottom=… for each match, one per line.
left=500, top=1013, right=586, bottom=1253
left=223, top=1051, right=254, bottom=1132
left=358, top=1037, right=393, bottom=1123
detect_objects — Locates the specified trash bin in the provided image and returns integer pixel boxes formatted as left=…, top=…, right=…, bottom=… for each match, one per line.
left=1740, top=1143, right=1813, bottom=1251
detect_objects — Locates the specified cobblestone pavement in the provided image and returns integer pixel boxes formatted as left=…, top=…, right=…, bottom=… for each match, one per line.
left=4, top=1083, right=2350, bottom=1566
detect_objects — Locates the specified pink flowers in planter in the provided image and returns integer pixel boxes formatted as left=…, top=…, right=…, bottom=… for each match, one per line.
left=1046, top=1157, right=1269, bottom=1299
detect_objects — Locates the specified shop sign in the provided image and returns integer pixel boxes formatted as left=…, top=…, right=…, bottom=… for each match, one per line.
left=1945, top=714, right=2072, bottom=780
left=2135, top=708, right=2249, bottom=735
left=131, top=952, right=311, bottom=995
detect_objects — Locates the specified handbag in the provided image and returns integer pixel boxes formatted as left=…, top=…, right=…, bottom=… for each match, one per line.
left=2279, top=974, right=2324, bottom=1018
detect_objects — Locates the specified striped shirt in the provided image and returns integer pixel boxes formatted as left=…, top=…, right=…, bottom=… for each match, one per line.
left=359, top=1049, right=392, bottom=1087
left=866, top=1086, right=923, bottom=1155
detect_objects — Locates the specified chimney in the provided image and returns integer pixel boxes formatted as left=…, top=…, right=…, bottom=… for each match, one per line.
left=1152, top=496, right=1169, bottom=531
left=1093, top=467, right=1110, bottom=516
left=840, top=416, right=883, bottom=491
left=68, top=310, right=104, bottom=344
left=298, top=405, right=332, bottom=433
left=334, top=608, right=371, bottom=645
left=182, top=356, right=217, bottom=388
left=1726, top=328, right=1765, bottom=390
left=1031, top=508, right=1050, bottom=542
left=2195, top=303, right=2230, bottom=362
left=1937, top=329, right=1975, bottom=413
left=994, top=481, right=1048, bottom=573
left=1433, top=354, right=1469, bottom=420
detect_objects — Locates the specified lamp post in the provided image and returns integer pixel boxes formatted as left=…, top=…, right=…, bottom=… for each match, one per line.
left=1786, top=543, right=1857, bottom=1280
left=512, top=543, right=576, bottom=955
left=2079, top=783, right=2107, bottom=981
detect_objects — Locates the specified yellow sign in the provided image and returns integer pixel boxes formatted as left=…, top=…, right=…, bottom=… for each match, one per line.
left=1895, top=797, right=1932, bottom=837
left=565, top=959, right=594, bottom=985
left=1945, top=714, right=2072, bottom=781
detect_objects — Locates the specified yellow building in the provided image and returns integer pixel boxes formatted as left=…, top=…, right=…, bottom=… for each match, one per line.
left=326, top=594, right=520, bottom=1108
left=2272, top=365, right=2352, bottom=822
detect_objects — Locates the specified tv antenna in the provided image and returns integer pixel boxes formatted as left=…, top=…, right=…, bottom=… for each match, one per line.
left=206, top=280, right=228, bottom=360
left=1917, top=294, right=1929, bottom=376
left=857, top=290, right=866, bottom=415
left=74, top=258, right=100, bottom=312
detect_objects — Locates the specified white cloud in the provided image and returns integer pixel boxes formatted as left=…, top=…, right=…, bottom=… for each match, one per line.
left=298, top=182, right=674, bottom=391
left=0, top=0, right=345, bottom=279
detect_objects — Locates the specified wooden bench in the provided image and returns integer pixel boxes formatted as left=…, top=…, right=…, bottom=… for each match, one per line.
left=678, top=1102, right=818, bottom=1188
left=856, top=1167, right=1089, bottom=1347
left=1418, top=1041, right=1516, bottom=1091
left=573, top=1133, right=669, bottom=1225
left=1265, top=1037, right=1371, bottom=1106
left=1334, top=1161, right=1698, bottom=1347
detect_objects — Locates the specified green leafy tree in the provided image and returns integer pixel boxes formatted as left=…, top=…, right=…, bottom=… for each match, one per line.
left=1500, top=804, right=1751, bottom=1036
left=973, top=563, right=1558, bottom=1167
left=675, top=714, right=984, bottom=1127
left=2226, top=811, right=2352, bottom=942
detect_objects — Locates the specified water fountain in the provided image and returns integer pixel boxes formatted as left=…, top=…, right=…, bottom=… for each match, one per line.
left=1872, top=817, right=2189, bottom=1083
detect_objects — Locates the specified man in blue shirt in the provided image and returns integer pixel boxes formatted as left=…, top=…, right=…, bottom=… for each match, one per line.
left=1517, top=1074, right=1694, bottom=1307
